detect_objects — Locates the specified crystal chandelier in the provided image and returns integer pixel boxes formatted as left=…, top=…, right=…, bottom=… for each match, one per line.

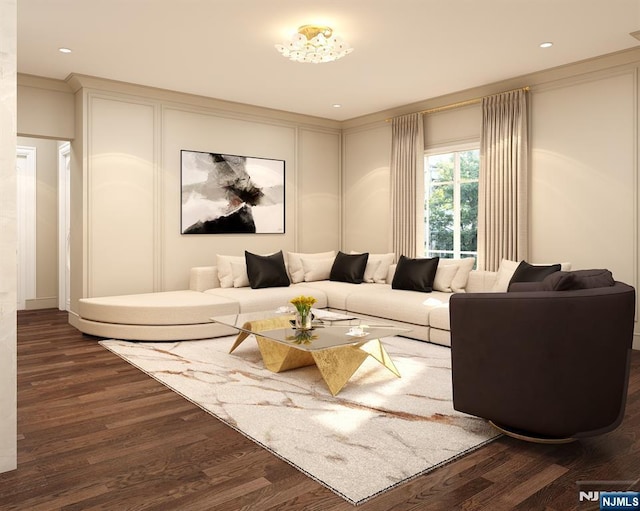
left=275, top=25, right=353, bottom=64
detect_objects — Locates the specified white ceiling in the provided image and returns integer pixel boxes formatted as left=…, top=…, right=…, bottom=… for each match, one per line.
left=17, top=0, right=640, bottom=121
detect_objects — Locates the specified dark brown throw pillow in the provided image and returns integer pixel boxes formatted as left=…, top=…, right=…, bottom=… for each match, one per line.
left=507, top=261, right=561, bottom=291
left=542, top=269, right=615, bottom=291
left=329, top=251, right=369, bottom=284
left=391, top=255, right=439, bottom=293
left=541, top=271, right=575, bottom=291
left=245, top=250, right=290, bottom=289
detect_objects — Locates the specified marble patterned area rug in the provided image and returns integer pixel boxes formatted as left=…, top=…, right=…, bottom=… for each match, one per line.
left=100, top=335, right=499, bottom=505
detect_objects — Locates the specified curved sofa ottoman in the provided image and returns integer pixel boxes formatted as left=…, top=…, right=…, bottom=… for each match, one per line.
left=72, top=290, right=240, bottom=341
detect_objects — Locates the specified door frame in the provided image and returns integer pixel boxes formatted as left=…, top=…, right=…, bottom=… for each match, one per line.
left=58, top=142, right=71, bottom=311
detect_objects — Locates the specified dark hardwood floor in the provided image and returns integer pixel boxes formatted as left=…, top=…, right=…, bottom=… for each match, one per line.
left=0, top=309, right=638, bottom=510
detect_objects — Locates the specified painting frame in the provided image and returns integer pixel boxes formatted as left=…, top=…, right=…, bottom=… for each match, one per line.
left=180, top=149, right=285, bottom=235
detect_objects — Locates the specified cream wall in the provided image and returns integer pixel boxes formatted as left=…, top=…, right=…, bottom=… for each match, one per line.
left=17, top=74, right=74, bottom=140
left=0, top=0, right=17, bottom=474
left=15, top=47, right=640, bottom=353
left=529, top=71, right=636, bottom=288
left=342, top=49, right=640, bottom=348
left=342, top=58, right=639, bottom=283
left=297, top=128, right=341, bottom=252
left=64, top=76, right=341, bottom=308
left=424, top=103, right=481, bottom=150
left=161, top=107, right=297, bottom=291
left=342, top=125, right=392, bottom=253
left=17, top=136, right=59, bottom=309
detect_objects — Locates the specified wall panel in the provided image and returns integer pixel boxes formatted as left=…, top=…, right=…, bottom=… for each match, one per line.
left=297, top=129, right=341, bottom=252
left=342, top=125, right=392, bottom=253
left=88, top=96, right=156, bottom=296
left=162, top=108, right=297, bottom=291
left=530, top=71, right=636, bottom=288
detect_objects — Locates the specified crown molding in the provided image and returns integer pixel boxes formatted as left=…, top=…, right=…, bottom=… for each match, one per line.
left=65, top=73, right=341, bottom=132
left=342, top=45, right=640, bottom=131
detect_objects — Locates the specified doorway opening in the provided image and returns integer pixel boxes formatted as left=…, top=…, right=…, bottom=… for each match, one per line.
left=16, top=138, right=71, bottom=311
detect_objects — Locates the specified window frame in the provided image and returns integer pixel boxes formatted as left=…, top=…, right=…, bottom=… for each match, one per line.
left=423, top=142, right=480, bottom=259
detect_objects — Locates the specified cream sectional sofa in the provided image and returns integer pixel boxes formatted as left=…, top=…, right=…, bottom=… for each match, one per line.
left=74, top=254, right=512, bottom=345
left=192, top=263, right=498, bottom=346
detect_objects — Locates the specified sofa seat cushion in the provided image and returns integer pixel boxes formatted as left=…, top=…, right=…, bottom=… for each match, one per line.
left=78, top=290, right=239, bottom=326
left=346, top=286, right=452, bottom=326
left=427, top=302, right=452, bottom=331
left=300, top=281, right=388, bottom=310
left=204, top=285, right=328, bottom=313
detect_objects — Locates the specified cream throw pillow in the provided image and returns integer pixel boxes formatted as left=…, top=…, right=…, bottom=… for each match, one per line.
left=350, top=251, right=395, bottom=283
left=433, top=264, right=460, bottom=292
left=216, top=255, right=246, bottom=288
left=230, top=261, right=250, bottom=288
left=362, top=259, right=382, bottom=283
left=492, top=259, right=521, bottom=292
left=300, top=257, right=335, bottom=282
left=287, top=251, right=336, bottom=284
left=438, top=257, right=476, bottom=292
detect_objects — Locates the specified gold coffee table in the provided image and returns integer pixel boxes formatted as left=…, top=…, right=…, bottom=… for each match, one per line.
left=212, top=311, right=409, bottom=395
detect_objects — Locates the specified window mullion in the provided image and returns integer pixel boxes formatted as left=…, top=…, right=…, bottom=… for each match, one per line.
left=453, top=153, right=461, bottom=259
left=424, top=156, right=430, bottom=257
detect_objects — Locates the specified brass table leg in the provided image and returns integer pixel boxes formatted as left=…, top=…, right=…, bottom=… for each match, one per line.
left=255, top=336, right=315, bottom=372
left=229, top=317, right=292, bottom=353
left=228, top=319, right=400, bottom=396
left=312, top=339, right=401, bottom=396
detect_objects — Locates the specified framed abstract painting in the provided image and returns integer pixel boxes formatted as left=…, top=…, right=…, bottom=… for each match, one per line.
left=180, top=150, right=285, bottom=234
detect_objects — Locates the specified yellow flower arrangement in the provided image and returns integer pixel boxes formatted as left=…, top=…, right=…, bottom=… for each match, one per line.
left=290, top=295, right=317, bottom=313
left=290, top=295, right=316, bottom=330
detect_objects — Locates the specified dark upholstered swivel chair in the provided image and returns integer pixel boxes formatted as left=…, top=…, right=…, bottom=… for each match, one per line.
left=449, top=281, right=635, bottom=442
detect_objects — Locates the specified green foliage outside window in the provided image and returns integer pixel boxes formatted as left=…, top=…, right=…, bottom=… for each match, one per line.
left=426, top=150, right=479, bottom=258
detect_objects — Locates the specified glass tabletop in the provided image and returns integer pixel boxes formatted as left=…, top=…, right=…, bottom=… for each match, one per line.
left=212, top=309, right=411, bottom=351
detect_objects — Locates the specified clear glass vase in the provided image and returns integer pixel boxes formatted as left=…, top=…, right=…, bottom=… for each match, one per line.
left=295, top=309, right=312, bottom=330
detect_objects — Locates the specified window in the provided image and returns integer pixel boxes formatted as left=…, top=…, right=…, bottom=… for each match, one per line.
left=424, top=148, right=479, bottom=259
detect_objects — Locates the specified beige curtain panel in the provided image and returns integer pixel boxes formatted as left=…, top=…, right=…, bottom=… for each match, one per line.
left=477, top=89, right=529, bottom=271
left=390, top=113, right=424, bottom=260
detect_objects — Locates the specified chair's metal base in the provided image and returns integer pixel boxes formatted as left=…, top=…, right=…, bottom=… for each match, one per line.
left=489, top=421, right=577, bottom=444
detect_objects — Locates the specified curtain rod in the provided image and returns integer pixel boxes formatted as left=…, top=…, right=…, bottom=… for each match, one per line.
left=385, top=86, right=530, bottom=122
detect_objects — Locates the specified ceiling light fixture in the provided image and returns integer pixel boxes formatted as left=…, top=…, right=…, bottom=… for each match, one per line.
left=275, top=25, right=353, bottom=63
left=58, top=47, right=72, bottom=53
left=539, top=42, right=553, bottom=48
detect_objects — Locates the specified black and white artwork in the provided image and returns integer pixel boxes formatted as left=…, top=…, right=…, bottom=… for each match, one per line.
left=181, top=150, right=285, bottom=234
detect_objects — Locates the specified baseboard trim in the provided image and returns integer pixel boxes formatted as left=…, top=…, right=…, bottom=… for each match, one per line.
left=25, top=297, right=58, bottom=310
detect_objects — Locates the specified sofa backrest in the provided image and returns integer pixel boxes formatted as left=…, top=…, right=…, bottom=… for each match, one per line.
left=192, top=264, right=499, bottom=293
left=466, top=270, right=498, bottom=293
left=190, top=266, right=220, bottom=291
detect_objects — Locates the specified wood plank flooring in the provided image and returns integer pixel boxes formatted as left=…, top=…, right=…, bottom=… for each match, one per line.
left=0, top=308, right=638, bottom=510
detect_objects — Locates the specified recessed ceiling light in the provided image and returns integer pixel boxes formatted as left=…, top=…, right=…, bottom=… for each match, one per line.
left=539, top=42, right=553, bottom=48
left=58, top=47, right=72, bottom=53
left=332, top=104, right=342, bottom=108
